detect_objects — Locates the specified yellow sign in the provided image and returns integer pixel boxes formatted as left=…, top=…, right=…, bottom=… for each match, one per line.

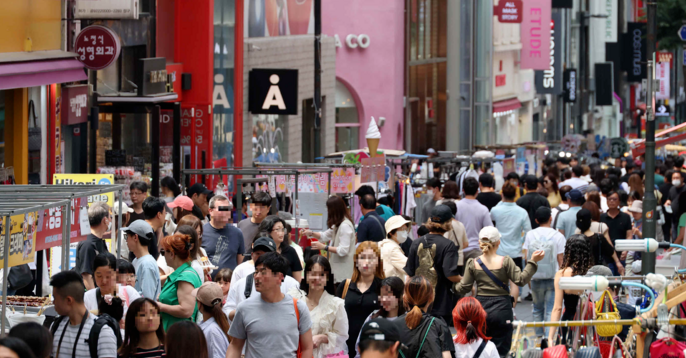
left=53, top=174, right=116, bottom=207
left=0, top=212, right=37, bottom=268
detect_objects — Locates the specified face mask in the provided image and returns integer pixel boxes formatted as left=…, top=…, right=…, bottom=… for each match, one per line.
left=247, top=208, right=253, bottom=217
left=107, top=219, right=112, bottom=231
left=396, top=230, right=409, bottom=243
left=427, top=190, right=434, bottom=196
left=675, top=180, right=682, bottom=187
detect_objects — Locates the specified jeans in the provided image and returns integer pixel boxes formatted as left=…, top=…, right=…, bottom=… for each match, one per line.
left=609, top=260, right=625, bottom=277
left=531, top=279, right=555, bottom=337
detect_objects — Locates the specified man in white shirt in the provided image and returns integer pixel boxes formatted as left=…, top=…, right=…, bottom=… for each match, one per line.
left=231, top=237, right=277, bottom=283
left=559, top=166, right=589, bottom=193
left=551, top=185, right=572, bottom=228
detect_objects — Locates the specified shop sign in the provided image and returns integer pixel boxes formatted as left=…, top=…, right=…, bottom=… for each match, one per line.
left=334, top=34, right=371, bottom=49
left=604, top=0, right=618, bottom=42
left=249, top=69, right=298, bottom=115
left=34, top=198, right=89, bottom=252
left=552, top=0, right=572, bottom=8
left=136, top=58, right=168, bottom=96
left=75, top=0, right=139, bottom=19
left=360, top=156, right=386, bottom=183
left=656, top=61, right=670, bottom=100
left=331, top=168, right=356, bottom=194
left=0, top=213, right=37, bottom=268
left=62, top=85, right=89, bottom=125
left=53, top=174, right=115, bottom=207
left=495, top=74, right=507, bottom=87
left=658, top=51, right=674, bottom=68
left=563, top=68, right=577, bottom=103
left=494, top=1, right=522, bottom=23
left=74, top=25, right=121, bottom=70
left=535, top=13, right=562, bottom=94
left=623, top=23, right=647, bottom=82
left=521, top=0, right=551, bottom=70
left=610, top=137, right=629, bottom=158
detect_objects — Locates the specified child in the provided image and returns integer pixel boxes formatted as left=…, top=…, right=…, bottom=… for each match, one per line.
left=117, top=259, right=136, bottom=288
left=214, top=268, right=232, bottom=305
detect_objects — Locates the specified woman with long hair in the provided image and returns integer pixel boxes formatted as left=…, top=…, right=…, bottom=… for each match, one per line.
left=119, top=298, right=165, bottom=358
left=193, top=282, right=230, bottom=358
left=455, top=226, right=543, bottom=356
left=575, top=207, right=624, bottom=274
left=354, top=276, right=405, bottom=358
left=258, top=215, right=303, bottom=281
left=544, top=174, right=561, bottom=208
left=548, top=235, right=594, bottom=344
left=165, top=321, right=208, bottom=358
left=288, top=255, right=348, bottom=358
left=304, top=195, right=356, bottom=283
left=452, top=297, right=499, bottom=358
left=628, top=173, right=645, bottom=199
left=585, top=191, right=603, bottom=213
left=160, top=176, right=181, bottom=203
left=392, top=276, right=454, bottom=358
left=157, top=233, right=202, bottom=331
left=336, top=241, right=385, bottom=355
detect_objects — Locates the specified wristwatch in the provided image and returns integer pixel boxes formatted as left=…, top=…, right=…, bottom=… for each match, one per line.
left=324, top=244, right=329, bottom=251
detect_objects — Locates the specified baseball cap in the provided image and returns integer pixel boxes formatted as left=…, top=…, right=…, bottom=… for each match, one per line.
left=479, top=226, right=501, bottom=244
left=167, top=196, right=194, bottom=211
left=253, top=237, right=276, bottom=253
left=112, top=201, right=134, bottom=215
left=566, top=189, right=584, bottom=202
left=430, top=205, right=453, bottom=224
left=122, top=220, right=154, bottom=242
left=187, top=183, right=212, bottom=198
left=191, top=282, right=224, bottom=307
left=355, top=185, right=375, bottom=197
left=359, top=318, right=401, bottom=344
left=385, top=216, right=411, bottom=235
left=535, top=207, right=552, bottom=224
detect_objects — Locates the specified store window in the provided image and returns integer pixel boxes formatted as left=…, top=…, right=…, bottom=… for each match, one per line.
left=335, top=81, right=359, bottom=152
left=252, top=114, right=288, bottom=163
left=213, top=0, right=236, bottom=168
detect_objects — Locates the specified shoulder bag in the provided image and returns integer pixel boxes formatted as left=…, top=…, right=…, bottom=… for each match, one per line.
left=341, top=279, right=351, bottom=299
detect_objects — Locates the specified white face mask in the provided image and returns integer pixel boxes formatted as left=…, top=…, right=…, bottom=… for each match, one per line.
left=427, top=190, right=434, bottom=196
left=675, top=180, right=682, bottom=187
left=396, top=230, right=409, bottom=244
left=107, top=219, right=112, bottom=231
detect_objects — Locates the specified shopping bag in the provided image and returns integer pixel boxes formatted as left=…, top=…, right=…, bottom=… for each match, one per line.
left=594, top=291, right=622, bottom=337
left=597, top=336, right=626, bottom=358
left=325, top=352, right=348, bottom=358
left=650, top=338, right=686, bottom=358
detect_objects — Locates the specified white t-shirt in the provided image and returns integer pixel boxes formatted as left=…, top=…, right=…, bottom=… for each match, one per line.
left=231, top=260, right=255, bottom=283
left=84, top=285, right=141, bottom=316
left=523, top=227, right=566, bottom=272
left=454, top=338, right=500, bottom=358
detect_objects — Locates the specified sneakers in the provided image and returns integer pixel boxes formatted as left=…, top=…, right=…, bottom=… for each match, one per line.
left=524, top=293, right=533, bottom=301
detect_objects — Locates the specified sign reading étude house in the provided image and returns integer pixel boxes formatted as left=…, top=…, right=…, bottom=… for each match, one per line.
left=249, top=69, right=299, bottom=115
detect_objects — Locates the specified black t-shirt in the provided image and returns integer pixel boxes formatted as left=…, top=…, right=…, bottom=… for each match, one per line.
left=126, top=211, right=146, bottom=226
left=336, top=277, right=382, bottom=355
left=394, top=314, right=455, bottom=357
left=585, top=233, right=616, bottom=266
left=75, top=234, right=108, bottom=276
left=404, top=234, right=460, bottom=318
left=280, top=244, right=303, bottom=277
left=659, top=183, right=673, bottom=205
left=516, top=192, right=551, bottom=229
left=476, top=192, right=502, bottom=212
left=601, top=211, right=632, bottom=254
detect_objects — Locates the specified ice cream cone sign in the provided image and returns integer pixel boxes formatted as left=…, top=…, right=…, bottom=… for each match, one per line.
left=366, top=116, right=381, bottom=158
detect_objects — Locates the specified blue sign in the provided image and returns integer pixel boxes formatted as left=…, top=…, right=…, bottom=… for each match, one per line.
left=683, top=51, right=686, bottom=66
left=679, top=25, right=686, bottom=41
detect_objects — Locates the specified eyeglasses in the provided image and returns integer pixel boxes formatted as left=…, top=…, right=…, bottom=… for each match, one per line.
left=272, top=228, right=287, bottom=233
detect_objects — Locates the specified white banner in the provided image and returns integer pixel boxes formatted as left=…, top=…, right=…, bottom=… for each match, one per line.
left=657, top=61, right=670, bottom=100
left=75, top=0, right=139, bottom=19
left=604, top=0, right=618, bottom=42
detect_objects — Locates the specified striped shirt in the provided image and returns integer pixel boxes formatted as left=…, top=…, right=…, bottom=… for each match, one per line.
left=123, top=345, right=165, bottom=358
left=51, top=313, right=118, bottom=358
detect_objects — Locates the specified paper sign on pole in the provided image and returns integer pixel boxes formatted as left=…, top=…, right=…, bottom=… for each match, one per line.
left=656, top=61, right=670, bottom=100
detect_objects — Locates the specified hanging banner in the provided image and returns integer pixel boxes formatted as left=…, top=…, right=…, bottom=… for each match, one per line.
left=563, top=68, right=577, bottom=103
left=34, top=198, right=89, bottom=252
left=0, top=213, right=37, bottom=268
left=535, top=12, right=563, bottom=94
left=604, top=0, right=618, bottom=42
left=53, top=174, right=116, bottom=207
left=656, top=61, right=670, bottom=100
left=360, top=156, right=386, bottom=183
left=520, top=0, right=551, bottom=70
left=331, top=168, right=356, bottom=194
left=623, top=23, right=647, bottom=82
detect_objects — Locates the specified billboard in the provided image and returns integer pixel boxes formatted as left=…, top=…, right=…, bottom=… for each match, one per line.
left=245, top=0, right=314, bottom=38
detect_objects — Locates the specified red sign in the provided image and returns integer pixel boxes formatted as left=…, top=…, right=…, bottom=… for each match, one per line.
left=496, top=74, right=507, bottom=87
left=35, top=198, right=88, bottom=252
left=658, top=51, right=674, bottom=68
left=495, top=1, right=523, bottom=23
left=74, top=25, right=122, bottom=70
left=61, top=86, right=89, bottom=125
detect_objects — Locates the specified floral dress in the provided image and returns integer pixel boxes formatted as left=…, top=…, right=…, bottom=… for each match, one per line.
left=289, top=288, right=349, bottom=358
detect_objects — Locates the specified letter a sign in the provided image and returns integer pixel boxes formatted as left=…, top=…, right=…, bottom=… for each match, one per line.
left=249, top=69, right=299, bottom=115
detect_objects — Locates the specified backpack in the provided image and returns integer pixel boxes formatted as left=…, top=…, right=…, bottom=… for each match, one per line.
left=527, top=230, right=557, bottom=280
left=245, top=273, right=255, bottom=299
left=552, top=206, right=567, bottom=230
left=50, top=313, right=123, bottom=358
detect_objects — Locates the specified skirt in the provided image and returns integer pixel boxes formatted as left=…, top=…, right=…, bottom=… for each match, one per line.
left=477, top=295, right=513, bottom=358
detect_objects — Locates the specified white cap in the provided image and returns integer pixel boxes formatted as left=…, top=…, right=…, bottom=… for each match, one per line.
left=427, top=148, right=437, bottom=154
left=479, top=226, right=501, bottom=244
left=113, top=201, right=134, bottom=215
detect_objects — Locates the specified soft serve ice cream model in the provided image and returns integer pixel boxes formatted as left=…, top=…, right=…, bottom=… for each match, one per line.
left=366, top=117, right=381, bottom=157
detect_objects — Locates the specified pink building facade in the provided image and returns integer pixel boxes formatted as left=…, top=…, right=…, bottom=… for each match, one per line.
left=323, top=0, right=406, bottom=152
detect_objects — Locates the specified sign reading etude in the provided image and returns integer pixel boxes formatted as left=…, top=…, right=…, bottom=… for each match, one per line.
left=249, top=69, right=299, bottom=115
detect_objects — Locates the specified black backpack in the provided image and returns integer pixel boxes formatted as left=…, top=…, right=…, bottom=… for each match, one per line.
left=51, top=313, right=123, bottom=358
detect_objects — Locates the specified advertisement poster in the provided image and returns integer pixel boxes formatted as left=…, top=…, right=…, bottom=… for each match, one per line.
left=245, top=0, right=314, bottom=38
left=53, top=174, right=115, bottom=206
left=521, top=0, right=551, bottom=70
left=656, top=61, right=670, bottom=100
left=331, top=168, right=356, bottom=194
left=0, top=213, right=37, bottom=268
left=35, top=197, right=89, bottom=252
left=360, top=157, right=386, bottom=183
left=503, top=158, right=515, bottom=175
left=259, top=173, right=330, bottom=194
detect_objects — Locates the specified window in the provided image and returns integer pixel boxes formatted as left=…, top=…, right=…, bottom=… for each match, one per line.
left=335, top=81, right=360, bottom=152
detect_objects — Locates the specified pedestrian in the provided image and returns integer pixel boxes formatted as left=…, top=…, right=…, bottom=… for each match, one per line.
left=456, top=177, right=494, bottom=261
left=358, top=194, right=387, bottom=243
left=160, top=177, right=181, bottom=204
left=288, top=255, right=349, bottom=358
left=436, top=180, right=460, bottom=206
left=543, top=174, right=561, bottom=208
left=202, top=194, right=245, bottom=276
left=576, top=206, right=624, bottom=273
left=559, top=166, right=589, bottom=192
left=522, top=207, right=566, bottom=341
left=232, top=194, right=248, bottom=223
left=304, top=195, right=356, bottom=283
left=393, top=275, right=455, bottom=358
left=76, top=201, right=111, bottom=290
left=157, top=233, right=202, bottom=331
left=379, top=215, right=411, bottom=279
left=117, top=260, right=136, bottom=288
left=404, top=205, right=461, bottom=325
left=176, top=216, right=211, bottom=282
left=492, top=182, right=532, bottom=306
left=442, top=201, right=469, bottom=269
left=165, top=321, right=208, bottom=358
left=358, top=318, right=401, bottom=358
left=226, top=252, right=314, bottom=358
left=477, top=173, right=502, bottom=211
left=230, top=236, right=276, bottom=283
left=421, top=178, right=443, bottom=224
left=454, top=226, right=543, bottom=356
left=660, top=169, right=674, bottom=242
left=353, top=277, right=405, bottom=358
left=336, top=241, right=385, bottom=355
left=600, top=191, right=633, bottom=276
left=0, top=338, right=36, bottom=358
left=113, top=201, right=133, bottom=260
left=8, top=322, right=52, bottom=358
left=192, top=282, right=230, bottom=358
left=452, top=297, right=500, bottom=358
left=258, top=215, right=303, bottom=281
left=555, top=189, right=585, bottom=239
left=548, top=235, right=593, bottom=345
left=666, top=172, right=686, bottom=226
left=50, top=271, right=118, bottom=358
left=551, top=185, right=572, bottom=227
left=167, top=196, right=194, bottom=223
left=503, top=173, right=525, bottom=201
left=186, top=183, right=212, bottom=222
left=627, top=200, right=646, bottom=264
left=124, top=220, right=161, bottom=300
left=127, top=181, right=148, bottom=225
left=119, top=298, right=165, bottom=358
left=84, top=252, right=141, bottom=328
left=516, top=175, right=551, bottom=229
left=137, top=196, right=166, bottom=261
left=376, top=195, right=396, bottom=221
left=237, top=191, right=272, bottom=254
left=213, top=268, right=232, bottom=304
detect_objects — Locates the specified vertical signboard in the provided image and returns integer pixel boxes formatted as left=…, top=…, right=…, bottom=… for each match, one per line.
left=563, top=69, right=577, bottom=103
left=656, top=61, right=670, bottom=100
left=534, top=12, right=562, bottom=94
left=623, top=23, right=647, bottom=82
left=595, top=63, right=614, bottom=106
left=521, top=0, right=551, bottom=70
left=604, top=0, right=618, bottom=42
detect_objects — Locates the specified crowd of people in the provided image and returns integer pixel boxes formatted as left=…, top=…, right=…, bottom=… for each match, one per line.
left=2, top=154, right=677, bottom=358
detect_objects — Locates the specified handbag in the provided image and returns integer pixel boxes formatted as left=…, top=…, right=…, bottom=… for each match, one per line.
left=27, top=100, right=41, bottom=151
left=543, top=344, right=568, bottom=358
left=650, top=338, right=686, bottom=358
left=594, top=291, right=622, bottom=337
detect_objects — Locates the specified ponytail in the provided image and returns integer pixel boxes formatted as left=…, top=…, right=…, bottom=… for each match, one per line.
left=479, top=240, right=493, bottom=254
left=465, top=321, right=477, bottom=343
left=405, top=305, right=424, bottom=330
left=202, top=302, right=231, bottom=340
left=403, top=276, right=434, bottom=330
left=453, top=296, right=490, bottom=344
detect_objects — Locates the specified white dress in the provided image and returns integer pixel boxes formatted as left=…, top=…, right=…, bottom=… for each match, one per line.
left=288, top=288, right=349, bottom=358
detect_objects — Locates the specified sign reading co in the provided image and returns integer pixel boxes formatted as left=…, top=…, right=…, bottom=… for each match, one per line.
left=334, top=34, right=371, bottom=49
left=74, top=25, right=121, bottom=70
left=249, top=69, right=298, bottom=115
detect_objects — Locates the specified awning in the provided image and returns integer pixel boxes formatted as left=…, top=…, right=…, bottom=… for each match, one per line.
left=493, top=98, right=522, bottom=115
left=0, top=51, right=87, bottom=90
